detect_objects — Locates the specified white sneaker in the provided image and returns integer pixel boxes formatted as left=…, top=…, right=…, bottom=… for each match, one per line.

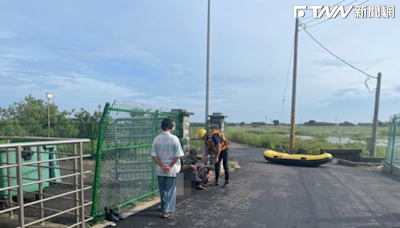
left=161, top=211, right=171, bottom=218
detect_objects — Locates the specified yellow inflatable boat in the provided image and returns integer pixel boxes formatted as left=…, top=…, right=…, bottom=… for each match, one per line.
left=263, top=150, right=333, bottom=167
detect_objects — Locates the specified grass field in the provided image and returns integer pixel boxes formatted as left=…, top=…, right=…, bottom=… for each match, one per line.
left=227, top=125, right=388, bottom=140
left=223, top=125, right=388, bottom=158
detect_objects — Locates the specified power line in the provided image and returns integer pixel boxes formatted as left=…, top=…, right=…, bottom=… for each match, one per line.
left=300, top=24, right=377, bottom=93
left=300, top=25, right=376, bottom=79
left=300, top=0, right=349, bottom=23
left=356, top=0, right=370, bottom=5
left=364, top=76, right=376, bottom=93
left=301, top=0, right=371, bottom=30
left=279, top=38, right=295, bottom=122
left=303, top=0, right=359, bottom=25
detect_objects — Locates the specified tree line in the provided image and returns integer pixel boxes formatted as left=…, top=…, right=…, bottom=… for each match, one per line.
left=0, top=95, right=103, bottom=138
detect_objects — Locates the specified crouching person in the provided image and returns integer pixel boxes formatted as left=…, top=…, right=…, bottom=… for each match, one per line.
left=181, top=149, right=212, bottom=190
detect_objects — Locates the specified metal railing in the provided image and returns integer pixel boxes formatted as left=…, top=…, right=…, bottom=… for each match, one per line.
left=0, top=136, right=93, bottom=228
left=0, top=122, right=100, bottom=158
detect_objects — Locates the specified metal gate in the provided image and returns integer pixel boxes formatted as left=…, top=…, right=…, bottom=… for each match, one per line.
left=91, top=101, right=180, bottom=219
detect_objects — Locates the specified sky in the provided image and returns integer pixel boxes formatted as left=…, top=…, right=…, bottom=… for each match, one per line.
left=0, top=0, right=399, bottom=123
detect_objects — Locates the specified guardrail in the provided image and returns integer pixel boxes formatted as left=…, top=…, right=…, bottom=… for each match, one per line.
left=0, top=136, right=92, bottom=228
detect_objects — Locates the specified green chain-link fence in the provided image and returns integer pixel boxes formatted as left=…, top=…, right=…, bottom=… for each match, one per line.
left=0, top=122, right=100, bottom=157
left=91, top=101, right=181, bottom=219
left=383, top=114, right=400, bottom=175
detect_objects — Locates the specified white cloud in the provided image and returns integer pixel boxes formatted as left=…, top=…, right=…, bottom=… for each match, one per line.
left=0, top=74, right=145, bottom=111
left=49, top=74, right=145, bottom=98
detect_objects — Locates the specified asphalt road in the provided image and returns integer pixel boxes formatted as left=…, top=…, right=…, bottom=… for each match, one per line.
left=111, top=143, right=400, bottom=228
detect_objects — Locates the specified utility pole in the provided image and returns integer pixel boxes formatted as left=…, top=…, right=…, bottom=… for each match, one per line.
left=205, top=0, right=211, bottom=131
left=289, top=18, right=299, bottom=153
left=370, top=73, right=382, bottom=157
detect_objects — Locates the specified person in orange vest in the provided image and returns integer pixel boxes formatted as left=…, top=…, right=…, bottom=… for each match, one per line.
left=197, top=129, right=230, bottom=188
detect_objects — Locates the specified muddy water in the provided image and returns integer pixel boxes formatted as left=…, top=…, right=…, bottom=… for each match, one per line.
left=285, top=135, right=387, bottom=146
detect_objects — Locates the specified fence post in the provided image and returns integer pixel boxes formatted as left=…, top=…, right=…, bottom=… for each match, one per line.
left=16, top=146, right=25, bottom=227
left=79, top=142, right=86, bottom=228
left=91, top=102, right=111, bottom=219
left=73, top=144, right=80, bottom=225
left=151, top=111, right=158, bottom=193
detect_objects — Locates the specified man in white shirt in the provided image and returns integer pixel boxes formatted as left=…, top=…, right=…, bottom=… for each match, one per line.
left=151, top=118, right=184, bottom=218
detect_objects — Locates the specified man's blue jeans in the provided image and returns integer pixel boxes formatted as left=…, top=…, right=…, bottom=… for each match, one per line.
left=157, top=176, right=177, bottom=213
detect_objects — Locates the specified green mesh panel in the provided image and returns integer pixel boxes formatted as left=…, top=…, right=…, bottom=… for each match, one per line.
left=92, top=101, right=180, bottom=218
left=384, top=114, right=400, bottom=172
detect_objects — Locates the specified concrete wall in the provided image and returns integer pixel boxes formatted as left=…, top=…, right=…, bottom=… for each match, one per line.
left=320, top=149, right=362, bottom=162
left=360, top=157, right=384, bottom=163
left=171, top=109, right=193, bottom=155
left=182, top=115, right=190, bottom=154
